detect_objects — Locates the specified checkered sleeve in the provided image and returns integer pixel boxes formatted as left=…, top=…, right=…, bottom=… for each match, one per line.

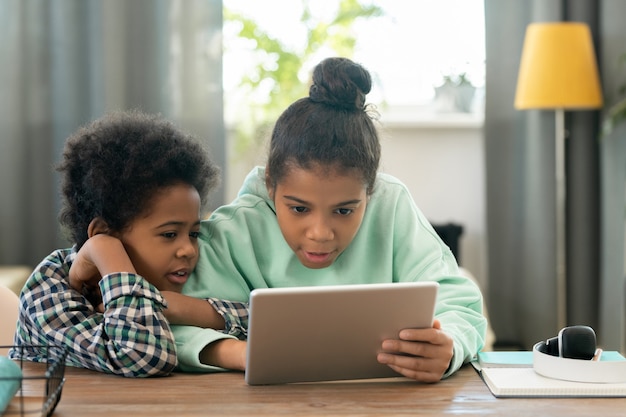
left=11, top=249, right=177, bottom=377
left=206, top=298, right=249, bottom=340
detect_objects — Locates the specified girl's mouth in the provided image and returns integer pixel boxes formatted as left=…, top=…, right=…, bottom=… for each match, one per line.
left=303, top=251, right=332, bottom=264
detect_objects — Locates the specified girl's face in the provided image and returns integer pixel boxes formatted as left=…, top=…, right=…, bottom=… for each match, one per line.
left=270, top=164, right=368, bottom=269
left=117, top=183, right=201, bottom=292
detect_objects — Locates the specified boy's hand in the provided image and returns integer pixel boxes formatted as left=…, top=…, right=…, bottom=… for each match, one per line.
left=69, top=234, right=135, bottom=312
left=376, top=319, right=453, bottom=383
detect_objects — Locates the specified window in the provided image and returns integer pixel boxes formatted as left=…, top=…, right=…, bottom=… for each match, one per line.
left=223, top=0, right=485, bottom=123
left=352, top=0, right=485, bottom=109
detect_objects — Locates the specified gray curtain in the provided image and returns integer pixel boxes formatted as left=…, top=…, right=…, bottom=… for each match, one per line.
left=0, top=0, right=225, bottom=268
left=598, top=1, right=626, bottom=354
left=485, top=0, right=626, bottom=352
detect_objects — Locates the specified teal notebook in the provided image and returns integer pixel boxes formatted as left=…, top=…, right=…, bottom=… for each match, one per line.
left=474, top=350, right=626, bottom=369
left=474, top=351, right=533, bottom=368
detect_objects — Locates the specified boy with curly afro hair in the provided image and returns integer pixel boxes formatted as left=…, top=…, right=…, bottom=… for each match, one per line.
left=11, top=111, right=248, bottom=377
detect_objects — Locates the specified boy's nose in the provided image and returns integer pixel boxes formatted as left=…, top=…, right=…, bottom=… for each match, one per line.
left=177, top=238, right=198, bottom=258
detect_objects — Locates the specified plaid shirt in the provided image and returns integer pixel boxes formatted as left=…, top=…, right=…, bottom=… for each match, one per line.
left=10, top=248, right=249, bottom=377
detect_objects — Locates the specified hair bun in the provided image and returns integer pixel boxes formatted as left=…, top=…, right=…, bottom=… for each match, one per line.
left=308, top=57, right=372, bottom=111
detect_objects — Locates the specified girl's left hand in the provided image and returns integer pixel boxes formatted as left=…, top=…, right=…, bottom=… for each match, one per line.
left=376, top=319, right=453, bottom=383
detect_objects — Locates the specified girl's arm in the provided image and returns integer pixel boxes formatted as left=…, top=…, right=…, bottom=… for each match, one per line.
left=199, top=338, right=247, bottom=371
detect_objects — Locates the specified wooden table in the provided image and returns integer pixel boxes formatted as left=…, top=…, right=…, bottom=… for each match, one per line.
left=7, top=362, right=626, bottom=416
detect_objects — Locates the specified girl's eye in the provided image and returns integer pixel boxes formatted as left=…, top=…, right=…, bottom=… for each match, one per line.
left=290, top=206, right=308, bottom=214
left=189, top=231, right=201, bottom=239
left=335, top=208, right=353, bottom=216
left=162, top=232, right=177, bottom=239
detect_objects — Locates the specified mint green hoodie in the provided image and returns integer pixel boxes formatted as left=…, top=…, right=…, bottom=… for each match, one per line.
left=174, top=167, right=486, bottom=377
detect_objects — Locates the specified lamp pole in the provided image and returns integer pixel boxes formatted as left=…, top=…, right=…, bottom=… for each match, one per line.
left=555, top=108, right=567, bottom=331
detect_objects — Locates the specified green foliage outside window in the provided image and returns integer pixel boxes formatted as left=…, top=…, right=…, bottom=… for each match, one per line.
left=224, top=0, right=384, bottom=157
left=602, top=53, right=626, bottom=137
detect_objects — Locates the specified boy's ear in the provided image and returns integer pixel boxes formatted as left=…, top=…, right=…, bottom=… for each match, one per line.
left=87, top=217, right=111, bottom=238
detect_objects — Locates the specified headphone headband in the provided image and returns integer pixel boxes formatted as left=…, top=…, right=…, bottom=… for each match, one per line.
left=533, top=341, right=626, bottom=383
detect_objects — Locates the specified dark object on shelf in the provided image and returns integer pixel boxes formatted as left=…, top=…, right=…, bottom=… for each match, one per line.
left=0, top=344, right=68, bottom=417
left=432, top=222, right=464, bottom=264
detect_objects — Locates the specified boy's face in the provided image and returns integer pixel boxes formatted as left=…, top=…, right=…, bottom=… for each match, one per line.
left=118, top=183, right=201, bottom=292
left=270, top=164, right=368, bottom=269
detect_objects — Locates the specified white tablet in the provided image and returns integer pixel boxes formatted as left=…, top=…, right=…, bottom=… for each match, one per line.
left=244, top=281, right=439, bottom=385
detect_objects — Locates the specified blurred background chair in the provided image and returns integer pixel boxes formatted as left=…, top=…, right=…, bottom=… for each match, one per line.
left=0, top=266, right=31, bottom=296
left=0, top=283, right=19, bottom=356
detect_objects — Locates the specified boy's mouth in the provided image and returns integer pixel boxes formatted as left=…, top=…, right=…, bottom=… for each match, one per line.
left=167, top=270, right=189, bottom=285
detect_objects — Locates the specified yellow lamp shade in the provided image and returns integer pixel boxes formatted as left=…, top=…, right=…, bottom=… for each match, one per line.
left=514, top=22, right=603, bottom=109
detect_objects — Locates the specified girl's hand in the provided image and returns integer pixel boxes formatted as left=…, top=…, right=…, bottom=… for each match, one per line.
left=199, top=339, right=247, bottom=371
left=376, top=319, right=454, bottom=383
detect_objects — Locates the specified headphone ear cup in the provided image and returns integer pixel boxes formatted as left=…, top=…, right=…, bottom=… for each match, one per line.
left=558, top=325, right=596, bottom=360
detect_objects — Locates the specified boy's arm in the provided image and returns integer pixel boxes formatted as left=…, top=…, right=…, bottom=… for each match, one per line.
left=162, top=291, right=249, bottom=339
left=207, top=298, right=249, bottom=339
left=13, top=246, right=178, bottom=378
left=161, top=291, right=224, bottom=327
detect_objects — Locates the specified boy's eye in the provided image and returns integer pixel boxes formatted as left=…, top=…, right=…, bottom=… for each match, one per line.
left=335, top=208, right=353, bottom=216
left=290, top=206, right=308, bottom=214
left=189, top=231, right=201, bottom=239
left=162, top=232, right=177, bottom=239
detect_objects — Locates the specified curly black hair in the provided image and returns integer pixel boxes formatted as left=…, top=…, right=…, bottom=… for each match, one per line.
left=57, top=110, right=220, bottom=249
left=266, top=57, right=381, bottom=195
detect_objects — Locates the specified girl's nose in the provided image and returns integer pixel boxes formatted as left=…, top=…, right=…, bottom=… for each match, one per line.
left=305, top=216, right=334, bottom=242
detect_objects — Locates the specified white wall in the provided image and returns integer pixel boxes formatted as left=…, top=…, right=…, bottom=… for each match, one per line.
left=225, top=112, right=487, bottom=288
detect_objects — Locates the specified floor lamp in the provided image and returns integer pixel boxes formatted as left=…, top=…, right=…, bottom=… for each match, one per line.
left=514, top=22, right=603, bottom=331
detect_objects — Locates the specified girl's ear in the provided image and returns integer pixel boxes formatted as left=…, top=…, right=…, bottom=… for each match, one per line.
left=87, top=217, right=111, bottom=238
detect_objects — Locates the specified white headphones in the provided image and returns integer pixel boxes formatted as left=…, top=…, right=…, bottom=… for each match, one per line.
left=533, top=326, right=626, bottom=383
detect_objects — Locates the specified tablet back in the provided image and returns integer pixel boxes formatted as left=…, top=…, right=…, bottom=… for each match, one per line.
left=245, top=281, right=439, bottom=385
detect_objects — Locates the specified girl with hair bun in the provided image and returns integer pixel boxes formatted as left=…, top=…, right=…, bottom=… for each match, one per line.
left=175, top=57, right=487, bottom=383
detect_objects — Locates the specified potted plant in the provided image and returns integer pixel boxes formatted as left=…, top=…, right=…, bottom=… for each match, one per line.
left=434, top=72, right=476, bottom=113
